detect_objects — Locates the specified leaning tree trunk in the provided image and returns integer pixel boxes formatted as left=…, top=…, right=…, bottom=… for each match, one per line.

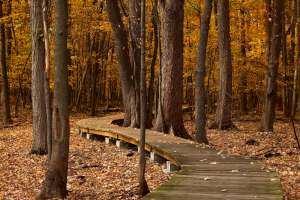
left=106, top=0, right=137, bottom=127
left=0, top=0, right=11, bottom=126
left=261, top=0, right=284, bottom=131
left=153, top=0, right=191, bottom=139
left=195, top=0, right=212, bottom=144
left=37, top=0, right=70, bottom=198
left=211, top=0, right=234, bottom=130
left=30, top=0, right=47, bottom=155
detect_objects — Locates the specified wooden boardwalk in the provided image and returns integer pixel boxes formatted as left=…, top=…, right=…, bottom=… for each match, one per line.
left=76, top=114, right=282, bottom=200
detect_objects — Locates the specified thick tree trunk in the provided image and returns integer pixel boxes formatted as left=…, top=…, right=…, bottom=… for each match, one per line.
left=0, top=0, right=11, bottom=126
left=37, top=0, right=70, bottom=198
left=154, top=0, right=191, bottom=139
left=30, top=0, right=47, bottom=155
left=261, top=0, right=284, bottom=131
left=211, top=0, right=234, bottom=130
left=146, top=0, right=159, bottom=128
left=129, top=0, right=141, bottom=127
left=139, top=0, right=150, bottom=196
left=106, top=0, right=137, bottom=127
left=195, top=0, right=212, bottom=144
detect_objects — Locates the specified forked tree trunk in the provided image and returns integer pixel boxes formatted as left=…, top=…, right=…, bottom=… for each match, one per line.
left=37, top=0, right=70, bottom=198
left=154, top=0, right=191, bottom=139
left=261, top=0, right=284, bottom=131
left=195, top=0, right=212, bottom=144
left=106, top=0, right=138, bottom=127
left=211, top=0, right=234, bottom=130
left=30, top=0, right=47, bottom=155
left=0, top=0, right=11, bottom=126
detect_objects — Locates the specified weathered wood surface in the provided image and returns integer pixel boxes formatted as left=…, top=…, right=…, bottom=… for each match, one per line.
left=76, top=113, right=282, bottom=200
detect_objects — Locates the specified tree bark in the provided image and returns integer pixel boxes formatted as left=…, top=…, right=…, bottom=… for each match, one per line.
left=106, top=0, right=137, bottom=127
left=146, top=0, right=159, bottom=128
left=261, top=0, right=284, bottom=131
left=195, top=0, right=212, bottom=144
left=153, top=0, right=191, bottom=139
left=43, top=0, right=52, bottom=159
left=211, top=0, right=234, bottom=130
left=0, top=0, right=11, bottom=126
left=30, top=0, right=47, bottom=155
left=139, top=0, right=150, bottom=196
left=292, top=0, right=300, bottom=117
left=37, top=0, right=70, bottom=198
left=129, top=0, right=141, bottom=127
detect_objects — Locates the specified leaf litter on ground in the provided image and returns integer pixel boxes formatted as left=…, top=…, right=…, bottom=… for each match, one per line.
left=0, top=112, right=172, bottom=200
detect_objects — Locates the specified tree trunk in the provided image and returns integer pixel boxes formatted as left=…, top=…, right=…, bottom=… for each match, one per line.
left=0, top=0, right=11, bottom=126
left=211, top=0, right=234, bottom=130
left=146, top=0, right=159, bottom=128
left=153, top=0, right=191, bottom=139
left=37, top=0, right=70, bottom=198
left=43, top=0, right=52, bottom=159
left=292, top=0, right=300, bottom=117
left=128, top=0, right=141, bottom=127
left=139, top=0, right=150, bottom=196
left=195, top=0, right=212, bottom=144
left=282, top=4, right=291, bottom=117
left=30, top=0, right=47, bottom=155
left=239, top=0, right=248, bottom=115
left=261, top=0, right=284, bottom=131
left=106, top=0, right=137, bottom=127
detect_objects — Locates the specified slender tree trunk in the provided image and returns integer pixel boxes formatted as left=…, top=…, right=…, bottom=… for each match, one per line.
left=146, top=0, right=159, bottom=128
left=261, top=0, right=284, bottom=131
left=211, top=0, right=234, bottom=130
left=30, top=0, right=47, bottom=155
left=0, top=0, right=11, bottom=126
left=239, top=0, right=248, bottom=114
left=37, top=0, right=70, bottom=198
left=139, top=0, right=150, bottom=196
left=43, top=0, right=52, bottom=159
left=154, top=0, right=191, bottom=139
left=282, top=4, right=290, bottom=117
left=292, top=0, right=300, bottom=117
left=195, top=0, right=212, bottom=144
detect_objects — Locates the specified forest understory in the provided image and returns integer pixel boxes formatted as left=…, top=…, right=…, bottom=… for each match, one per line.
left=0, top=110, right=299, bottom=199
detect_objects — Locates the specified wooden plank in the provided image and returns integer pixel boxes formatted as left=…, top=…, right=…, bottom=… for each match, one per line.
left=76, top=114, right=283, bottom=200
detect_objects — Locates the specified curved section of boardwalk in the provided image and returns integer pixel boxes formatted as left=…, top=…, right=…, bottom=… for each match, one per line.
left=76, top=114, right=282, bottom=200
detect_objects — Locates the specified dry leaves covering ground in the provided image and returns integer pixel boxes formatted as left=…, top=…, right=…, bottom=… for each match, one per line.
left=0, top=113, right=171, bottom=200
left=185, top=115, right=300, bottom=200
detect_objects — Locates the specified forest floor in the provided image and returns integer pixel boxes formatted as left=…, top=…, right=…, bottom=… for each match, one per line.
left=0, top=112, right=171, bottom=200
left=0, top=110, right=299, bottom=200
left=185, top=114, right=300, bottom=200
